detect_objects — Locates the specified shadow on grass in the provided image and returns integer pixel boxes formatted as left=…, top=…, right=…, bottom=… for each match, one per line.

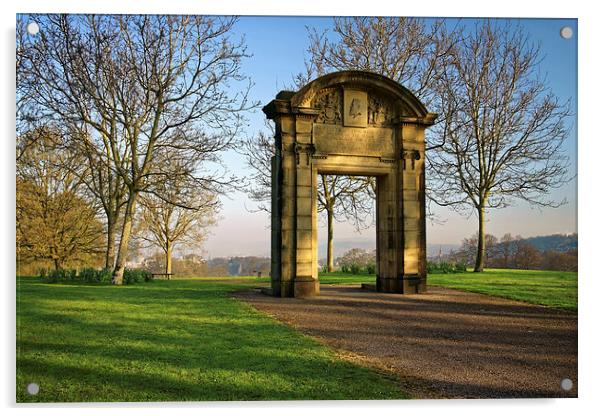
left=16, top=278, right=407, bottom=402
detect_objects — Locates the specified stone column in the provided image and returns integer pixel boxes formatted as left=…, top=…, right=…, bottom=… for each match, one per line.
left=292, top=114, right=319, bottom=297
left=270, top=152, right=282, bottom=295
left=376, top=171, right=401, bottom=292
left=400, top=122, right=427, bottom=293
left=375, top=120, right=428, bottom=294
left=274, top=114, right=297, bottom=297
left=266, top=98, right=320, bottom=297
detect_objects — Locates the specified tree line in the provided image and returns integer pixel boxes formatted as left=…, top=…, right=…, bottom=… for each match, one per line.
left=140, top=253, right=271, bottom=278
left=333, top=232, right=577, bottom=274
left=446, top=233, right=577, bottom=272
left=17, top=15, right=253, bottom=280
left=17, top=16, right=572, bottom=280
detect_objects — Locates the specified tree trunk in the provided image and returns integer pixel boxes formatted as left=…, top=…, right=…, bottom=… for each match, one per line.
left=105, top=215, right=116, bottom=269
left=54, top=258, right=61, bottom=271
left=327, top=206, right=334, bottom=272
left=165, top=242, right=172, bottom=279
left=474, top=206, right=486, bottom=272
left=112, top=192, right=137, bottom=285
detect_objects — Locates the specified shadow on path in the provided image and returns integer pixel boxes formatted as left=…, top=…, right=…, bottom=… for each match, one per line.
left=235, top=285, right=577, bottom=399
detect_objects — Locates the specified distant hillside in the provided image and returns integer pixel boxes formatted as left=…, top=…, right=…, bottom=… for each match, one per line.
left=521, top=233, right=577, bottom=252
left=427, top=244, right=461, bottom=257
left=319, top=239, right=460, bottom=259
left=318, top=233, right=576, bottom=263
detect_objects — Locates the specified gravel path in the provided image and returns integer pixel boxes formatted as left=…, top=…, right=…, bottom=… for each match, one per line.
left=235, top=285, right=577, bottom=399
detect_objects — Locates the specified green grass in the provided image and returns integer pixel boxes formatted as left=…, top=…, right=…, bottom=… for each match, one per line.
left=319, top=269, right=577, bottom=311
left=16, top=277, right=408, bottom=403
left=429, top=269, right=577, bottom=311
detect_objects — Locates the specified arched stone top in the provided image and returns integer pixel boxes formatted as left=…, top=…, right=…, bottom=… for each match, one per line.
left=290, top=70, right=434, bottom=122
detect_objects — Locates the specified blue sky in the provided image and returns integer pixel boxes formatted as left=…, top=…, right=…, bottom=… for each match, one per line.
left=200, top=16, right=578, bottom=258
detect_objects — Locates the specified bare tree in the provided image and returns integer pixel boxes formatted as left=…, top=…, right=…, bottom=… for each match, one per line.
left=242, top=130, right=274, bottom=213
left=67, top=126, right=129, bottom=269
left=16, top=20, right=46, bottom=161
left=318, top=175, right=375, bottom=271
left=19, top=14, right=254, bottom=283
left=302, top=17, right=452, bottom=105
left=136, top=172, right=218, bottom=277
left=457, top=232, right=499, bottom=267
left=428, top=21, right=572, bottom=272
left=18, top=19, right=127, bottom=269
left=244, top=17, right=448, bottom=270
left=513, top=240, right=542, bottom=270
left=499, top=233, right=515, bottom=269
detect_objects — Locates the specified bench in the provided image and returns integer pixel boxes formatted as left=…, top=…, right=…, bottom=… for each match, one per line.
left=151, top=273, right=174, bottom=280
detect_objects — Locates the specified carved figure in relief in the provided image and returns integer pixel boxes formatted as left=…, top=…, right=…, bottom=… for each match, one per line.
left=368, top=95, right=393, bottom=126
left=349, top=98, right=363, bottom=119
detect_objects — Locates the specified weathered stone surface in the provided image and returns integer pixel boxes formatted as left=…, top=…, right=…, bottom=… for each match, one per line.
left=264, top=70, right=436, bottom=297
left=313, top=124, right=395, bottom=157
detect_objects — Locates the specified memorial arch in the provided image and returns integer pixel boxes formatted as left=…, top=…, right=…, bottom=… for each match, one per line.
left=263, top=71, right=436, bottom=297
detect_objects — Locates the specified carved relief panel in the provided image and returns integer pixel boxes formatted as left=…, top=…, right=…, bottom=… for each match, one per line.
left=368, top=94, right=395, bottom=127
left=312, top=87, right=397, bottom=128
left=343, top=90, right=368, bottom=127
left=312, top=88, right=342, bottom=124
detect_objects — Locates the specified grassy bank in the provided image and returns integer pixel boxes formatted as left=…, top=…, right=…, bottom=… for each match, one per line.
left=319, top=269, right=577, bottom=311
left=16, top=277, right=407, bottom=403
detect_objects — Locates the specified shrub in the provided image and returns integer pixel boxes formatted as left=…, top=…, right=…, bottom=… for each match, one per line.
left=79, top=267, right=98, bottom=283
left=365, top=263, right=376, bottom=274
left=427, top=261, right=467, bottom=274
left=98, top=268, right=112, bottom=283
left=337, top=248, right=376, bottom=274
left=45, top=268, right=78, bottom=282
left=123, top=268, right=140, bottom=284
left=42, top=267, right=153, bottom=284
left=45, top=269, right=59, bottom=283
left=349, top=263, right=361, bottom=275
left=123, top=268, right=153, bottom=284
left=77, top=267, right=113, bottom=283
left=440, top=262, right=454, bottom=274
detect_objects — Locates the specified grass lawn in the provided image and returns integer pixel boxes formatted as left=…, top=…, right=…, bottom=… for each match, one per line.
left=16, top=277, right=408, bottom=403
left=319, top=269, right=577, bottom=311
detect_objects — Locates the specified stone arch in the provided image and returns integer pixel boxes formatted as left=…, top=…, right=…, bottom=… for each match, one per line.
left=264, top=70, right=436, bottom=297
left=290, top=70, right=431, bottom=119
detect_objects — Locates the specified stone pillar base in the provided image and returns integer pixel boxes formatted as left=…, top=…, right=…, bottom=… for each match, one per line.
left=294, top=278, right=320, bottom=297
left=271, top=280, right=294, bottom=297
left=270, top=279, right=320, bottom=297
left=376, top=276, right=427, bottom=294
